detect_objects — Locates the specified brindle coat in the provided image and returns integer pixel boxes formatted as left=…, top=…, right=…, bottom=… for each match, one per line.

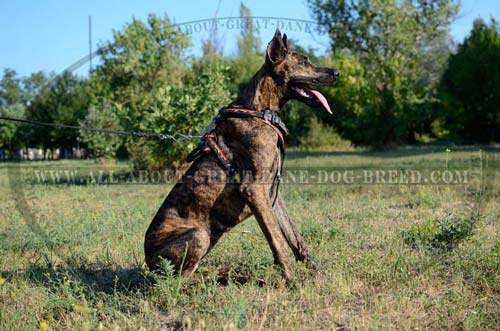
left=144, top=30, right=339, bottom=282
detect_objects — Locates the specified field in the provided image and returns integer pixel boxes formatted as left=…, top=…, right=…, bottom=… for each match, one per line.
left=1, top=146, right=499, bottom=330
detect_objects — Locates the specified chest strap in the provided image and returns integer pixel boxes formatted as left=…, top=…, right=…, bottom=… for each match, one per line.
left=186, top=107, right=287, bottom=174
left=217, top=108, right=289, bottom=137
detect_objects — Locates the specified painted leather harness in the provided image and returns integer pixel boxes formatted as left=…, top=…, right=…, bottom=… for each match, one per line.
left=186, top=107, right=288, bottom=205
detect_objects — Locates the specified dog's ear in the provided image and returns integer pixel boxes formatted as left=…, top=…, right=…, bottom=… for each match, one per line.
left=266, top=29, right=288, bottom=65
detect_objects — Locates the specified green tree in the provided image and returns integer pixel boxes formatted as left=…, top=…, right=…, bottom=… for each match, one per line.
left=0, top=69, right=22, bottom=107
left=0, top=105, right=24, bottom=154
left=24, top=71, right=89, bottom=157
left=231, top=3, right=263, bottom=92
left=0, top=69, right=24, bottom=152
left=95, top=14, right=189, bottom=115
left=22, top=71, right=48, bottom=105
left=438, top=18, right=500, bottom=142
left=22, top=72, right=53, bottom=152
left=308, top=0, right=458, bottom=147
left=128, top=58, right=234, bottom=170
left=93, top=14, right=190, bottom=169
left=94, top=14, right=234, bottom=169
left=79, top=103, right=122, bottom=161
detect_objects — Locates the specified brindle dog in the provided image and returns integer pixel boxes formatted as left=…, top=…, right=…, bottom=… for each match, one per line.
left=145, top=30, right=339, bottom=282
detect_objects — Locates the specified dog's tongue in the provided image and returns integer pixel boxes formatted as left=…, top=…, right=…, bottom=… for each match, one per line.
left=306, top=88, right=332, bottom=114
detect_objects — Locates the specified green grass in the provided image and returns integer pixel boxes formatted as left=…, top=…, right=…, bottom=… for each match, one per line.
left=1, top=146, right=499, bottom=330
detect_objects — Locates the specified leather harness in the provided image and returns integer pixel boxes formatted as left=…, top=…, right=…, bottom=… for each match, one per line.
left=186, top=107, right=288, bottom=205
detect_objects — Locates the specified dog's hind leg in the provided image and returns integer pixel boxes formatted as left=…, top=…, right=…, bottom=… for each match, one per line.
left=145, top=227, right=210, bottom=278
left=273, top=193, right=318, bottom=271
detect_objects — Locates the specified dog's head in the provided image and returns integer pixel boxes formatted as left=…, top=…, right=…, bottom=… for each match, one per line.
left=266, top=30, right=339, bottom=114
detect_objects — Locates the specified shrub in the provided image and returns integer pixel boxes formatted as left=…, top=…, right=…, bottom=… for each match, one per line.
left=402, top=215, right=477, bottom=251
left=299, top=117, right=352, bottom=151
left=79, top=103, right=122, bottom=161
left=127, top=59, right=233, bottom=170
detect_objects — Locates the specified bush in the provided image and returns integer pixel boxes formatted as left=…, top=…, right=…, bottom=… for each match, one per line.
left=299, top=117, right=352, bottom=150
left=402, top=215, right=477, bottom=251
left=79, top=103, right=122, bottom=161
left=127, top=59, right=234, bottom=170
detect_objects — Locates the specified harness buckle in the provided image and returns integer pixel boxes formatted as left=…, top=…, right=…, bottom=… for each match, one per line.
left=261, top=109, right=272, bottom=122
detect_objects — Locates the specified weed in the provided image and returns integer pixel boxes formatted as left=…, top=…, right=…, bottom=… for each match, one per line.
left=402, top=214, right=478, bottom=251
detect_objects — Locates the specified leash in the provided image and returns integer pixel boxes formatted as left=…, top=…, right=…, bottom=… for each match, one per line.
left=0, top=116, right=201, bottom=142
left=1, top=111, right=286, bottom=206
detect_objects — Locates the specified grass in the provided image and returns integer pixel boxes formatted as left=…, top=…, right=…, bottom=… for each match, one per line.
left=0, top=146, right=499, bottom=330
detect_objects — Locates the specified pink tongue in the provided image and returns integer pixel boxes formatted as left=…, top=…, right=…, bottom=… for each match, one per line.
left=307, top=88, right=332, bottom=114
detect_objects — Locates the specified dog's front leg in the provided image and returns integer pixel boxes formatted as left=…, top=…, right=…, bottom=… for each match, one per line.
left=273, top=193, right=318, bottom=271
left=242, top=184, right=294, bottom=282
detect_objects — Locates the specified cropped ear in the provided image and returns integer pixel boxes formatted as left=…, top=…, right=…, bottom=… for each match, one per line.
left=266, top=29, right=288, bottom=65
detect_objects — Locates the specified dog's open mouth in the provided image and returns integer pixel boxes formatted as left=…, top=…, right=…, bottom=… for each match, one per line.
left=291, top=85, right=332, bottom=114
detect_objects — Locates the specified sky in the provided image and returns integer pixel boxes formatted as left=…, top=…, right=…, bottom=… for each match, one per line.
left=0, top=0, right=499, bottom=78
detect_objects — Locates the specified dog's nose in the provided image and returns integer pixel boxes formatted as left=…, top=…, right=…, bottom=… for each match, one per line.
left=333, top=70, right=340, bottom=78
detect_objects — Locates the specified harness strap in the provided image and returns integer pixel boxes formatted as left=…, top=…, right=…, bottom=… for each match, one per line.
left=203, top=131, right=232, bottom=172
left=218, top=107, right=289, bottom=136
left=186, top=106, right=287, bottom=174
left=185, top=107, right=286, bottom=206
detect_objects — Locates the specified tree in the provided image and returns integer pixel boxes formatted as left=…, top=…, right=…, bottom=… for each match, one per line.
left=24, top=71, right=89, bottom=157
left=127, top=58, right=234, bottom=170
left=93, top=13, right=234, bottom=169
left=93, top=13, right=191, bottom=169
left=95, top=14, right=189, bottom=116
left=0, top=69, right=22, bottom=107
left=308, top=0, right=459, bottom=147
left=79, top=103, right=122, bottom=161
left=438, top=18, right=500, bottom=143
left=230, top=3, right=263, bottom=92
left=0, top=69, right=24, bottom=154
left=0, top=69, right=26, bottom=157
left=0, top=105, right=23, bottom=152
left=22, top=71, right=48, bottom=105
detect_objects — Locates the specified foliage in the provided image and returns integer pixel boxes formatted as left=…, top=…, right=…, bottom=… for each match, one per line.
left=0, top=105, right=23, bottom=150
left=308, top=0, right=458, bottom=147
left=127, top=58, right=234, bottom=170
left=24, top=71, right=89, bottom=152
left=230, top=3, right=264, bottom=93
left=299, top=117, right=352, bottom=150
left=78, top=103, right=123, bottom=160
left=402, top=215, right=477, bottom=251
left=316, top=52, right=374, bottom=145
left=281, top=101, right=312, bottom=146
left=93, top=14, right=190, bottom=169
left=0, top=69, right=22, bottom=107
left=2, top=4, right=500, bottom=165
left=438, top=18, right=500, bottom=143
left=95, top=14, right=189, bottom=112
left=0, top=69, right=24, bottom=149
